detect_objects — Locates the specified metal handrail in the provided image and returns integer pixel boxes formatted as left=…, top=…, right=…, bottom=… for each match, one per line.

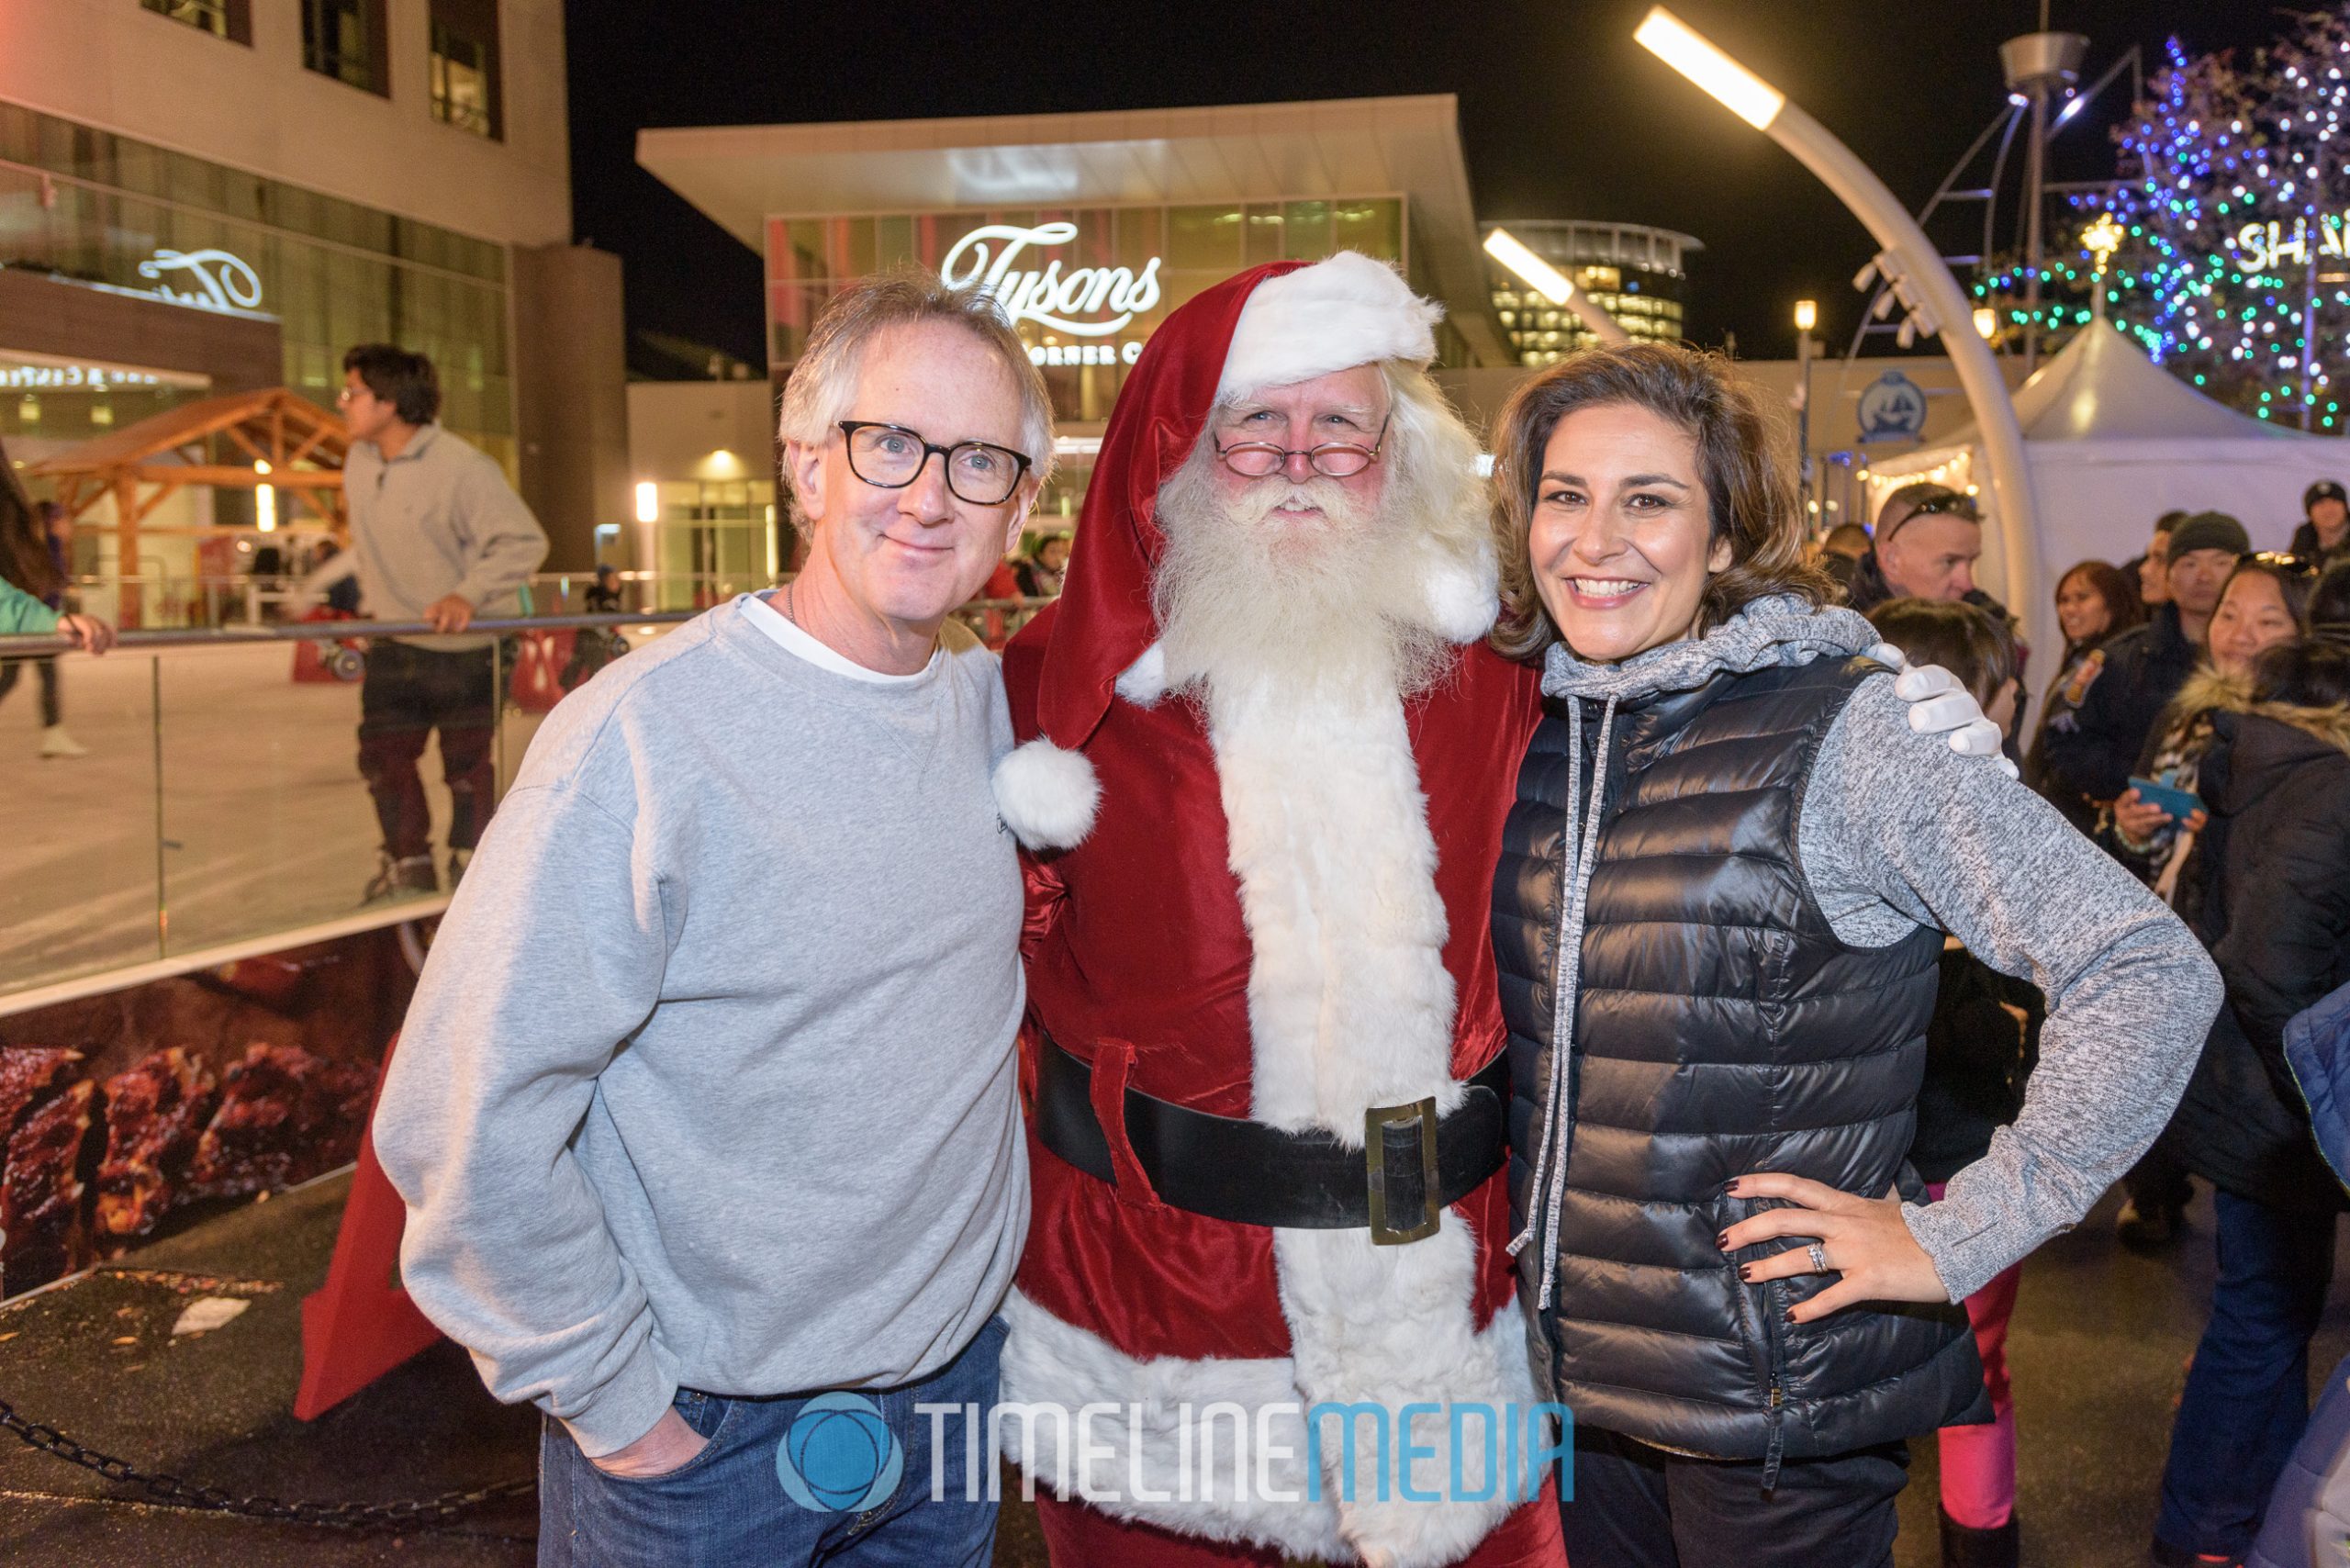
left=0, top=610, right=699, bottom=655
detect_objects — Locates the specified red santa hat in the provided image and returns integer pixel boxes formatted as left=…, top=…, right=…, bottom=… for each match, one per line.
left=990, top=252, right=1467, bottom=852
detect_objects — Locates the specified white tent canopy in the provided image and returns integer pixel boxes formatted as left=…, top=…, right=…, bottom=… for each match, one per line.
left=1866, top=320, right=2344, bottom=680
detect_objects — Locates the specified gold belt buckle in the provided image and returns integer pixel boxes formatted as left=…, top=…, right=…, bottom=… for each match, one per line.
left=1365, top=1094, right=1440, bottom=1246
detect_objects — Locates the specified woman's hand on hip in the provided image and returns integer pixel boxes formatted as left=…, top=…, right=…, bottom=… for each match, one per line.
left=1717, top=1173, right=1952, bottom=1323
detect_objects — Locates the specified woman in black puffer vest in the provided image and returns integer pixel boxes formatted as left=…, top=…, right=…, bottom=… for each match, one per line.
left=1484, top=344, right=2221, bottom=1566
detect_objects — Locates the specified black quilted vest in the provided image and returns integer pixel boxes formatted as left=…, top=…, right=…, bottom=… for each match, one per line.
left=1493, top=655, right=1988, bottom=1470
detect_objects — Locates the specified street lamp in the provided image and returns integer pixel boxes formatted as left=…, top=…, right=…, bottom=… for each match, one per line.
left=1483, top=227, right=1630, bottom=347
left=1635, top=5, right=2039, bottom=622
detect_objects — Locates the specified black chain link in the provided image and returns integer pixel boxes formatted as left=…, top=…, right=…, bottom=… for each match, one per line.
left=0, top=1394, right=533, bottom=1530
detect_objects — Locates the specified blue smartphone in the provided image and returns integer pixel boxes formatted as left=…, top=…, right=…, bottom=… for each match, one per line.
left=2128, top=776, right=2203, bottom=819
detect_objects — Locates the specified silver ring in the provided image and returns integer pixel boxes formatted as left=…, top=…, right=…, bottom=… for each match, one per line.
left=1807, top=1242, right=1830, bottom=1273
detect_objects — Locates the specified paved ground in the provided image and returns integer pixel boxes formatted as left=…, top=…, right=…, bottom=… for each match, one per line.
left=1, top=633, right=683, bottom=997
left=0, top=1171, right=2335, bottom=1566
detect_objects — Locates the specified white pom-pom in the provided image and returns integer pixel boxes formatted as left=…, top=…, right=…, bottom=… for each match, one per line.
left=1423, top=548, right=1500, bottom=644
left=1113, top=644, right=1169, bottom=706
left=991, top=738, right=1100, bottom=851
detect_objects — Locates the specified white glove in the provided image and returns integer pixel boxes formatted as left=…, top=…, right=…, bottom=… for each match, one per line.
left=1874, top=645, right=2020, bottom=778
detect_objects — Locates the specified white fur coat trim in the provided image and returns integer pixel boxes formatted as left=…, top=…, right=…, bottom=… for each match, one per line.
left=997, top=1290, right=1539, bottom=1565
left=991, top=736, right=1099, bottom=851
left=1220, top=252, right=1442, bottom=401
left=1210, top=656, right=1515, bottom=1561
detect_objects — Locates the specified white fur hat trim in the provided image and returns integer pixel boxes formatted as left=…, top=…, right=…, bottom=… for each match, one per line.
left=1218, top=252, right=1443, bottom=401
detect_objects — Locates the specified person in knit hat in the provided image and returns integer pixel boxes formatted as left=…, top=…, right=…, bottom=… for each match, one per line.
left=986, top=254, right=1996, bottom=1568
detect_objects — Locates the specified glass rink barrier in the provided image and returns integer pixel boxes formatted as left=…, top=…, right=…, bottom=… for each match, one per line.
left=0, top=610, right=698, bottom=1003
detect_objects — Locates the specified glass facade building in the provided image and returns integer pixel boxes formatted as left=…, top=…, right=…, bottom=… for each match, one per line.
left=0, top=100, right=516, bottom=470
left=1484, top=221, right=1702, bottom=364
left=767, top=199, right=1415, bottom=422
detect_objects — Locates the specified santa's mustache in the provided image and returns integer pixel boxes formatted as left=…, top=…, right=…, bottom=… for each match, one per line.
left=1230, top=476, right=1366, bottom=528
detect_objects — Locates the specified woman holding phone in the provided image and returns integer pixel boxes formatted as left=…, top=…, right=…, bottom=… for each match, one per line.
left=1485, top=342, right=2220, bottom=1562
left=2109, top=554, right=2316, bottom=900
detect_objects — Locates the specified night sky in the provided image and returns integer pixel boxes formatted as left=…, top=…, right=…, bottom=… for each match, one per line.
left=565, top=0, right=2277, bottom=371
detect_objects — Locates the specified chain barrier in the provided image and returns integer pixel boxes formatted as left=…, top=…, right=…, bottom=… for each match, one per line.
left=0, top=1395, right=533, bottom=1530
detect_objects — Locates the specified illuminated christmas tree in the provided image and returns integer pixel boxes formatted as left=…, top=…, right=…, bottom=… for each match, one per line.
left=2091, top=14, right=2350, bottom=429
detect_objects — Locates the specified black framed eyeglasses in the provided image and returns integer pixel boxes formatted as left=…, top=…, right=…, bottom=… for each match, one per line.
left=2243, top=550, right=2322, bottom=577
left=836, top=420, right=1032, bottom=507
left=1214, top=413, right=1391, bottom=480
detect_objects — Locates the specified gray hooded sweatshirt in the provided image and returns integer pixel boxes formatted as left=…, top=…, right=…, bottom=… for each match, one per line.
left=1516, top=596, right=2221, bottom=1305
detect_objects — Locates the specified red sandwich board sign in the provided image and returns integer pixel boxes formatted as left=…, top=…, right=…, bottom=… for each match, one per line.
left=294, top=1032, right=442, bottom=1420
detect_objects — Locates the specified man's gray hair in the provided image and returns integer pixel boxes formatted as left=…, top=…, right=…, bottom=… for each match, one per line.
left=777, top=266, right=1057, bottom=488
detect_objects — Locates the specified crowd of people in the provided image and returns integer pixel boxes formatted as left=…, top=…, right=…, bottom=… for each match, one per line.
left=1809, top=475, right=2350, bottom=1567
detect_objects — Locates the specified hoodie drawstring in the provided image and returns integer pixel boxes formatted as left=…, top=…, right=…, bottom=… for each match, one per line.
left=1506, top=694, right=1617, bottom=1313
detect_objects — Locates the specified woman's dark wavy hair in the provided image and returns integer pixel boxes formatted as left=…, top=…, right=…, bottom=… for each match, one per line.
left=2053, top=558, right=2143, bottom=650
left=2310, top=559, right=2350, bottom=632
left=0, top=435, right=61, bottom=600
left=1488, top=342, right=1831, bottom=662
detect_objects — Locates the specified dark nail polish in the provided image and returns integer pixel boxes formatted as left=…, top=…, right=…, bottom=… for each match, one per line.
left=1740, top=1264, right=1754, bottom=1282
left=1784, top=1307, right=1797, bottom=1324
left=1716, top=1232, right=1729, bottom=1249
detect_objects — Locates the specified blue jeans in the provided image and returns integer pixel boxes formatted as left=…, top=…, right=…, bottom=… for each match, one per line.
left=539, top=1316, right=1006, bottom=1568
left=2155, top=1189, right=2339, bottom=1558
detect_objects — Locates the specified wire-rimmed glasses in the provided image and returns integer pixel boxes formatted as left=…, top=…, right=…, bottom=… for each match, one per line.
left=1213, top=414, right=1392, bottom=480
left=837, top=420, right=1032, bottom=506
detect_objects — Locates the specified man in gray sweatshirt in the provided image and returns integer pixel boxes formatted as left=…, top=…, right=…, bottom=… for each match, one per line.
left=373, top=272, right=1052, bottom=1568
left=340, top=343, right=548, bottom=900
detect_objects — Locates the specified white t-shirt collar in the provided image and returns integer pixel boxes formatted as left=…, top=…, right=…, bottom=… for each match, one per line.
left=738, top=591, right=939, bottom=685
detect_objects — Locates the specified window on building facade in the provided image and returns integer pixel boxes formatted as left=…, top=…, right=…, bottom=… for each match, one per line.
left=0, top=102, right=514, bottom=473
left=140, top=0, right=251, bottom=43
left=301, top=0, right=388, bottom=95
left=429, top=0, right=502, bottom=140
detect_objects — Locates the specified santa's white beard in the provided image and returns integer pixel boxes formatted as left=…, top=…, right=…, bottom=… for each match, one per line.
left=1150, top=457, right=1451, bottom=701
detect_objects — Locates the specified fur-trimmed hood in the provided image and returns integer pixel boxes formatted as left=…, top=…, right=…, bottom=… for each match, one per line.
left=2175, top=666, right=2350, bottom=758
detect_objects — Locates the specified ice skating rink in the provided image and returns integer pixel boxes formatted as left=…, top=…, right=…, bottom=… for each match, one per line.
left=0, top=629, right=680, bottom=997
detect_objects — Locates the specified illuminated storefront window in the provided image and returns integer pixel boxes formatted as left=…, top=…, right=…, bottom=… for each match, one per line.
left=0, top=355, right=210, bottom=442
left=643, top=478, right=775, bottom=610
left=0, top=102, right=515, bottom=472
left=766, top=200, right=1411, bottom=422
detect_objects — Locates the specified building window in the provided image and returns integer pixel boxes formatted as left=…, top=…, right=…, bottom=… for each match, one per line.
left=430, top=0, right=502, bottom=140
left=140, top=0, right=251, bottom=42
left=302, top=0, right=388, bottom=95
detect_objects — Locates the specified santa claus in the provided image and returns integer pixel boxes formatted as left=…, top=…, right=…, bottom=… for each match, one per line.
left=988, top=253, right=1564, bottom=1567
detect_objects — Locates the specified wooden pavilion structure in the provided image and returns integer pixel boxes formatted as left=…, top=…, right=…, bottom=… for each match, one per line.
left=28, top=388, right=349, bottom=625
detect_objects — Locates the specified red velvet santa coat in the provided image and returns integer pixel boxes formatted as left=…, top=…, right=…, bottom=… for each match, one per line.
left=986, top=258, right=1555, bottom=1564
left=998, top=616, right=1546, bottom=1562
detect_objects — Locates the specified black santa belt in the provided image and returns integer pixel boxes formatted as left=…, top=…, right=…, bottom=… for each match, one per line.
left=1035, top=1033, right=1509, bottom=1246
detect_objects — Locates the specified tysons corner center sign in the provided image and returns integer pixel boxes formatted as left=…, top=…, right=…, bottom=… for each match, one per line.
left=941, top=222, right=1162, bottom=364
